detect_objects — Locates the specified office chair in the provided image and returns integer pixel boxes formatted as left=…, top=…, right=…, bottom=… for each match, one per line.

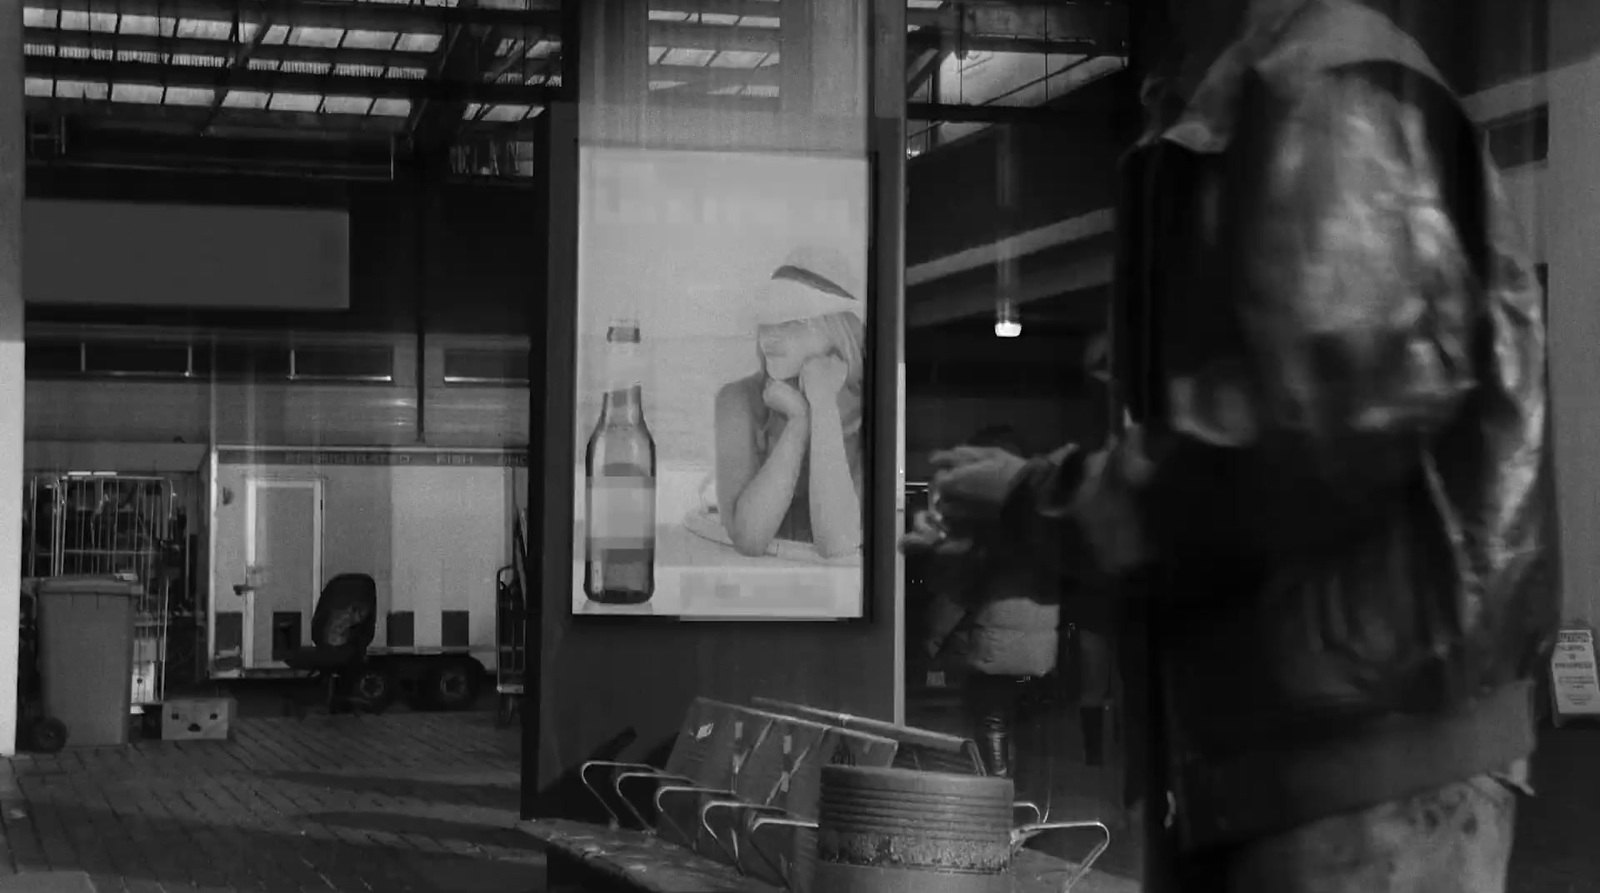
left=281, top=573, right=386, bottom=717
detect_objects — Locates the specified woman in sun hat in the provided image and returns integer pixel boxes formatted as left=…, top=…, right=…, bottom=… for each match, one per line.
left=713, top=246, right=866, bottom=560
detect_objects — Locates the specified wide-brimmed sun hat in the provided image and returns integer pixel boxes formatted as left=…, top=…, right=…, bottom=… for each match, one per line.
left=753, top=245, right=865, bottom=326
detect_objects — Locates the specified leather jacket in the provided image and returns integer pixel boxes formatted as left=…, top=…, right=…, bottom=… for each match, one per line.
left=1004, top=0, right=1557, bottom=849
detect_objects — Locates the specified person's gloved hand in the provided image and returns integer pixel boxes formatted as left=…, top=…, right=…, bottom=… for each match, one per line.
left=928, top=446, right=1030, bottom=525
left=901, top=445, right=1028, bottom=555
left=901, top=507, right=976, bottom=555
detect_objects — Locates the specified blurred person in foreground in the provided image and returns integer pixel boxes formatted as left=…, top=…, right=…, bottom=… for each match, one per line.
left=905, top=0, right=1555, bottom=890
left=921, top=426, right=1060, bottom=780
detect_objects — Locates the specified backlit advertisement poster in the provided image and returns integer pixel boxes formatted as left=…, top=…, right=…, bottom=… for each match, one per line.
left=572, top=147, right=871, bottom=619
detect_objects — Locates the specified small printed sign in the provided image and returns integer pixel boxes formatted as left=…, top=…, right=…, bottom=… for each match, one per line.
left=1551, top=628, right=1600, bottom=722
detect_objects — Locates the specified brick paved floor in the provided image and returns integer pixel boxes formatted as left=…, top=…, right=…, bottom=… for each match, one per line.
left=4, top=699, right=1591, bottom=893
left=0, top=712, right=540, bottom=893
left=911, top=692, right=1600, bottom=892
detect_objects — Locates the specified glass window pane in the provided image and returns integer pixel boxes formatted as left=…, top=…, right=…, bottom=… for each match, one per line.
left=442, top=348, right=530, bottom=384
left=292, top=346, right=395, bottom=381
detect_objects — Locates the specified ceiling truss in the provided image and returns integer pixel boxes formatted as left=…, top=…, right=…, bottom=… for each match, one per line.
left=22, top=0, right=1127, bottom=177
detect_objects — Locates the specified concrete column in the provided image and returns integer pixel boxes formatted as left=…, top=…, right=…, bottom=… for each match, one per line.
left=813, top=0, right=868, bottom=121
left=1547, top=10, right=1600, bottom=627
left=577, top=0, right=647, bottom=145
left=780, top=0, right=869, bottom=120
left=0, top=1, right=23, bottom=756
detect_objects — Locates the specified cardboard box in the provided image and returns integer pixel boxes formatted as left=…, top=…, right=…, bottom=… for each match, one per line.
left=160, top=696, right=235, bottom=741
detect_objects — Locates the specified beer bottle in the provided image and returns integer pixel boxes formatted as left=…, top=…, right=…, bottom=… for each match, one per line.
left=584, top=318, right=657, bottom=604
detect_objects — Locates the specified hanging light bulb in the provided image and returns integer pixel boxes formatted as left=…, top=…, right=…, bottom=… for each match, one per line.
left=994, top=299, right=1021, bottom=338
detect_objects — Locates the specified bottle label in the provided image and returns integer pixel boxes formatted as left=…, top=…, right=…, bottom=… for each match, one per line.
left=589, top=476, right=655, bottom=547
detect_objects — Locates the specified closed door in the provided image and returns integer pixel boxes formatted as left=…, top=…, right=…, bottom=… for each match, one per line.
left=245, top=480, right=321, bottom=668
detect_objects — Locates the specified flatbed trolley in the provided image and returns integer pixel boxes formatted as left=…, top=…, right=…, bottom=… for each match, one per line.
left=494, top=564, right=527, bottom=728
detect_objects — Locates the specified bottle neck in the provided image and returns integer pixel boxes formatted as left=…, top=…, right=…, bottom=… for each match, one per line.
left=600, top=385, right=644, bottom=425
left=600, top=340, right=644, bottom=424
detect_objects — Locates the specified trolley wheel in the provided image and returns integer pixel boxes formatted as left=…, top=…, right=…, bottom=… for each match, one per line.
left=28, top=717, right=68, bottom=754
left=420, top=660, right=482, bottom=712
left=494, top=694, right=520, bottom=728
left=349, top=666, right=398, bottom=714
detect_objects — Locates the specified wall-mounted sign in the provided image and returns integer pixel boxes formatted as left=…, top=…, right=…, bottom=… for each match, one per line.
left=1550, top=628, right=1600, bottom=725
left=572, top=147, right=871, bottom=620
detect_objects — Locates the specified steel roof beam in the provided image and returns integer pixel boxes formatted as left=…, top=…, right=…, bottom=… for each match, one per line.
left=24, top=32, right=764, bottom=91
left=30, top=95, right=541, bottom=148
left=26, top=55, right=553, bottom=104
left=30, top=94, right=412, bottom=137
left=23, top=26, right=433, bottom=71
left=32, top=0, right=560, bottom=37
left=645, top=22, right=779, bottom=54
left=411, top=0, right=497, bottom=158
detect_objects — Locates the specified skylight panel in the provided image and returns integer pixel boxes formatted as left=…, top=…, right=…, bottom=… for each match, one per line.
left=176, top=19, right=234, bottom=41
left=54, top=80, right=109, bottom=100
left=661, top=48, right=715, bottom=67
left=24, top=77, right=53, bottom=98
left=323, top=95, right=375, bottom=115
left=711, top=51, right=765, bottom=69
left=370, top=98, right=411, bottom=117
left=119, top=14, right=175, bottom=37
left=281, top=60, right=334, bottom=75
left=269, top=92, right=322, bottom=112
left=395, top=33, right=442, bottom=53
left=343, top=29, right=400, bottom=50
left=289, top=27, right=344, bottom=48
left=262, top=24, right=291, bottom=45
left=170, top=53, right=227, bottom=67
left=110, top=83, right=164, bottom=104
left=222, top=89, right=271, bottom=109
left=23, top=8, right=57, bottom=29
left=163, top=86, right=215, bottom=106
left=334, top=63, right=385, bottom=77
left=480, top=104, right=529, bottom=122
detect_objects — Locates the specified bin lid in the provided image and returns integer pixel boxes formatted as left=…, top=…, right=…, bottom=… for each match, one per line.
left=36, top=575, right=140, bottom=597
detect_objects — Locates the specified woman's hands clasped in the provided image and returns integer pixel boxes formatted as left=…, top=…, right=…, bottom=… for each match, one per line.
left=800, top=355, right=849, bottom=401
left=763, top=379, right=809, bottom=419
left=763, top=355, right=847, bottom=421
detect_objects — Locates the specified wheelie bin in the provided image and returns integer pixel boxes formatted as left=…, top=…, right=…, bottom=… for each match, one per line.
left=35, top=575, right=138, bottom=747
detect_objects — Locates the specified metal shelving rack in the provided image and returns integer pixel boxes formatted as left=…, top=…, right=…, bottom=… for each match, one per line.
left=25, top=473, right=176, bottom=712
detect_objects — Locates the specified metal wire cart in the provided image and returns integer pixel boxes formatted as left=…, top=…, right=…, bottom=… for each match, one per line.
left=25, top=473, right=178, bottom=714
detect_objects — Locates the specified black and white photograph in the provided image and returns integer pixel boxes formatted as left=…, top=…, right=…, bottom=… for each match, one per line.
left=572, top=147, right=871, bottom=619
